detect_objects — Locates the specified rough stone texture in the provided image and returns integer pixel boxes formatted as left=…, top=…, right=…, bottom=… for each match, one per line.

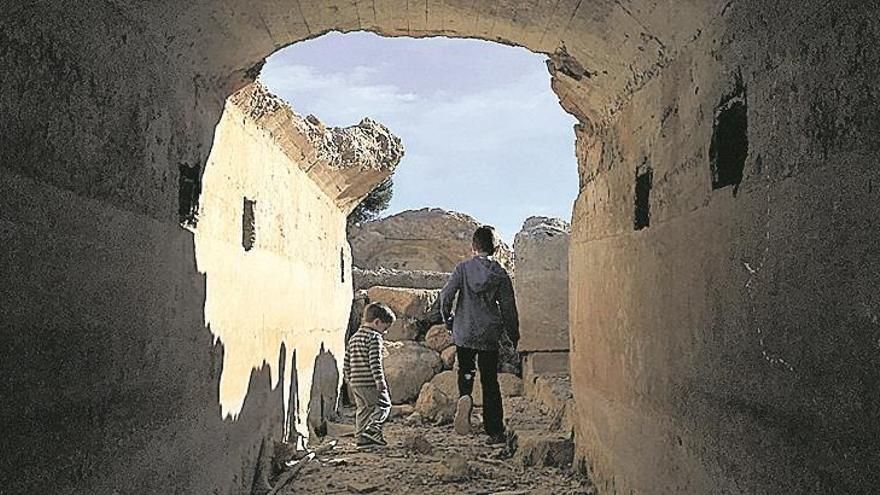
left=568, top=5, right=880, bottom=493
left=194, top=85, right=398, bottom=435
left=349, top=208, right=514, bottom=272
left=383, top=341, right=443, bottom=404
left=402, top=433, right=434, bottom=455
left=512, top=433, right=575, bottom=468
left=230, top=83, right=404, bottom=212
left=440, top=346, right=457, bottom=370
left=530, top=375, right=575, bottom=435
left=440, top=454, right=471, bottom=481
left=424, top=325, right=454, bottom=352
left=352, top=267, right=451, bottom=290
left=365, top=286, right=438, bottom=341
left=514, top=216, right=570, bottom=352
left=429, top=371, right=523, bottom=407
left=413, top=382, right=456, bottom=424
left=2, top=1, right=878, bottom=493
left=522, top=352, right=570, bottom=397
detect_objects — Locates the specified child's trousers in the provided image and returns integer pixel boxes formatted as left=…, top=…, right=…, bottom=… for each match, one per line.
left=350, top=384, right=391, bottom=436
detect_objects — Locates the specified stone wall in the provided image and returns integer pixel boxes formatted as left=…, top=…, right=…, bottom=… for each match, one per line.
left=349, top=208, right=513, bottom=272
left=2, top=1, right=878, bottom=494
left=0, top=79, right=401, bottom=493
left=195, top=82, right=401, bottom=436
left=353, top=267, right=450, bottom=290
left=569, top=3, right=880, bottom=493
left=514, top=216, right=570, bottom=353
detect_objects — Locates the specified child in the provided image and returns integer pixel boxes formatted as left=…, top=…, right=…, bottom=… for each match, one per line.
left=440, top=225, right=519, bottom=444
left=343, top=302, right=396, bottom=448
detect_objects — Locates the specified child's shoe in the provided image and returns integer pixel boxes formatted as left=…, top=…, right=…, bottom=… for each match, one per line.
left=360, top=428, right=388, bottom=446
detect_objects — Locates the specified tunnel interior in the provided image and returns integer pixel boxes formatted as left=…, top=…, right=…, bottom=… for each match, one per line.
left=1, top=1, right=879, bottom=494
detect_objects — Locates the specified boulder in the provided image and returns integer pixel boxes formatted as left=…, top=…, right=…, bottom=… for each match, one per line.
left=384, top=341, right=443, bottom=403
left=428, top=370, right=522, bottom=407
left=366, top=286, right=438, bottom=341
left=514, top=216, right=570, bottom=352
left=414, top=381, right=455, bottom=424
left=512, top=432, right=574, bottom=468
left=440, top=346, right=457, bottom=370
left=424, top=325, right=454, bottom=352
left=349, top=208, right=514, bottom=273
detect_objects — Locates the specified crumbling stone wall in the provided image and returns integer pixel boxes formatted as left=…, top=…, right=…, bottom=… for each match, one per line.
left=1, top=1, right=878, bottom=494
left=514, top=217, right=572, bottom=393
left=514, top=217, right=570, bottom=352
left=194, top=82, right=401, bottom=440
left=349, top=208, right=513, bottom=272
left=569, top=3, right=880, bottom=493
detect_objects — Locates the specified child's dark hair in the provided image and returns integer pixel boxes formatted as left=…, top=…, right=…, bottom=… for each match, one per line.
left=472, top=225, right=500, bottom=255
left=363, top=302, right=396, bottom=324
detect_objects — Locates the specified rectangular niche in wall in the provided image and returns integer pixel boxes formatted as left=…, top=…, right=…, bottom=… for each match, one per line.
left=634, top=166, right=652, bottom=231
left=710, top=82, right=748, bottom=191
left=242, top=197, right=256, bottom=251
left=178, top=163, right=201, bottom=226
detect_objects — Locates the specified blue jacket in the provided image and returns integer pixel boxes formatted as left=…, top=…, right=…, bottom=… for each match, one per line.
left=440, top=255, right=519, bottom=351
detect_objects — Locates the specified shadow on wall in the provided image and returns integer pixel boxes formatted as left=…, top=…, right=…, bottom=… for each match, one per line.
left=307, top=345, right=340, bottom=440
left=0, top=169, right=292, bottom=494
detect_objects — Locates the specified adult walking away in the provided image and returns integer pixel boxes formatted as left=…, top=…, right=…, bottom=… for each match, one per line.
left=440, top=225, right=519, bottom=444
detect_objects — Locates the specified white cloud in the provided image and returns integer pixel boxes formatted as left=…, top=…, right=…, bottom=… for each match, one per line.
left=259, top=43, right=579, bottom=239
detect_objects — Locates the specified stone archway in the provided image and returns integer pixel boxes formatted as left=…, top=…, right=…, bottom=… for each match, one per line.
left=2, top=1, right=879, bottom=494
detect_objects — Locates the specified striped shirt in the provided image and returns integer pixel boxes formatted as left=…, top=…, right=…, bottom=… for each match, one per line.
left=343, top=326, right=386, bottom=388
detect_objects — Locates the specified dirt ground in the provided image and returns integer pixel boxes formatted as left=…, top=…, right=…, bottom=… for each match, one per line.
left=280, top=397, right=594, bottom=494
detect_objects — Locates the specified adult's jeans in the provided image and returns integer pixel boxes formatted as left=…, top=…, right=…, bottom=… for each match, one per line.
left=456, top=346, right=503, bottom=436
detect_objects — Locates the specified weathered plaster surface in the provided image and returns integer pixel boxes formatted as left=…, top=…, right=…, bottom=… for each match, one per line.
left=1, top=1, right=878, bottom=493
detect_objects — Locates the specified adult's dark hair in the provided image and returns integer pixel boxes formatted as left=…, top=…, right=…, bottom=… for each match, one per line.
left=472, top=225, right=500, bottom=255
left=363, top=302, right=396, bottom=324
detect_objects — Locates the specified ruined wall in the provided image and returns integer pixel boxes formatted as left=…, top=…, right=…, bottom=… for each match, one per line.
left=1, top=1, right=878, bottom=494
left=515, top=217, right=572, bottom=392
left=515, top=216, right=570, bottom=352
left=569, top=2, right=880, bottom=493
left=349, top=208, right=514, bottom=272
left=195, top=84, right=369, bottom=432
left=0, top=76, right=400, bottom=492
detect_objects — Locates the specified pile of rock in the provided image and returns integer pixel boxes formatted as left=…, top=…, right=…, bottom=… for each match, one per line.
left=343, top=209, right=536, bottom=424
left=349, top=285, right=524, bottom=412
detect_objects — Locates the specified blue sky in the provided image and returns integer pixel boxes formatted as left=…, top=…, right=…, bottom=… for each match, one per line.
left=261, top=31, right=578, bottom=241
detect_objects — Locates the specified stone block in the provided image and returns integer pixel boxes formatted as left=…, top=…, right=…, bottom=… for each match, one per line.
left=352, top=267, right=451, bottom=290
left=522, top=351, right=570, bottom=396
left=440, top=346, right=457, bottom=370
left=512, top=432, right=574, bottom=468
left=366, top=286, right=438, bottom=341
left=383, top=341, right=442, bottom=404
left=414, top=381, right=455, bottom=424
left=514, top=217, right=570, bottom=352
left=424, top=324, right=454, bottom=352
